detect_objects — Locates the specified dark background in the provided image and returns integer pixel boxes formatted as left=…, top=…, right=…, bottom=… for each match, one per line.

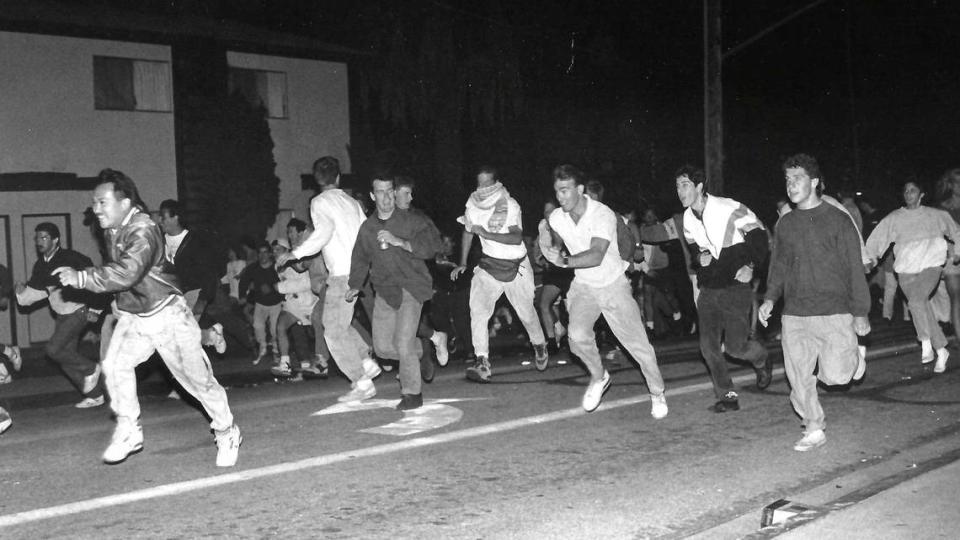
left=71, top=0, right=960, bottom=228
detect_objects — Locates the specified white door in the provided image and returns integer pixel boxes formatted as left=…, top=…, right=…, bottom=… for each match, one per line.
left=21, top=214, right=71, bottom=344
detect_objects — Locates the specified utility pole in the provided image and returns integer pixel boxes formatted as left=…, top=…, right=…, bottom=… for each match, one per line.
left=704, top=0, right=723, bottom=194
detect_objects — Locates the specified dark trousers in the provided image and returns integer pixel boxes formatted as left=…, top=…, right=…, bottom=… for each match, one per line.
left=698, top=285, right=767, bottom=399
left=46, top=309, right=102, bottom=398
left=432, top=288, right=471, bottom=354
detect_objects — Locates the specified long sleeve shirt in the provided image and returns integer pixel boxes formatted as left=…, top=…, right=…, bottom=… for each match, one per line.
left=349, top=208, right=440, bottom=308
left=864, top=206, right=960, bottom=274
left=237, top=263, right=282, bottom=306
left=291, top=188, right=366, bottom=277
left=18, top=247, right=99, bottom=315
left=765, top=202, right=870, bottom=317
left=683, top=195, right=768, bottom=289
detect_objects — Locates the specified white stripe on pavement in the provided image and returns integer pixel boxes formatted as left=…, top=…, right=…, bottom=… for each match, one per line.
left=0, top=369, right=775, bottom=529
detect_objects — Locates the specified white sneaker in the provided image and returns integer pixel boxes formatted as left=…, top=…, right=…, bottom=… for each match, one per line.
left=650, top=393, right=668, bottom=419
left=103, top=422, right=144, bottom=464
left=431, top=331, right=449, bottom=367
left=211, top=323, right=227, bottom=354
left=554, top=321, right=566, bottom=339
left=338, top=382, right=376, bottom=403
left=921, top=340, right=934, bottom=364
left=362, top=358, right=382, bottom=380
left=6, top=346, right=21, bottom=372
left=81, top=363, right=101, bottom=394
left=853, top=346, right=867, bottom=381
left=582, top=371, right=611, bottom=412
left=793, top=429, right=826, bottom=451
left=0, top=365, right=10, bottom=385
left=215, top=425, right=242, bottom=467
left=75, top=395, right=105, bottom=408
left=0, top=407, right=11, bottom=435
left=934, top=348, right=950, bottom=374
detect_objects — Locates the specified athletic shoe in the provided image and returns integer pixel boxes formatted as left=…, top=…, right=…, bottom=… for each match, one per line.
left=270, top=361, right=292, bottom=377
left=6, top=346, right=21, bottom=372
left=215, top=425, right=242, bottom=467
left=431, top=331, right=449, bottom=367
left=211, top=323, right=227, bottom=354
left=793, top=429, right=826, bottom=452
left=533, top=343, right=549, bottom=371
left=934, top=348, right=950, bottom=374
left=465, top=355, right=492, bottom=383
left=81, top=363, right=102, bottom=395
left=301, top=364, right=328, bottom=379
left=167, top=389, right=181, bottom=400
left=75, top=395, right=105, bottom=409
left=581, top=370, right=611, bottom=412
left=755, top=352, right=772, bottom=390
left=362, top=357, right=382, bottom=380
left=103, top=422, right=144, bottom=464
left=338, top=382, right=376, bottom=402
left=0, top=366, right=10, bottom=385
left=651, top=393, right=668, bottom=419
left=708, top=391, right=739, bottom=413
left=554, top=321, right=566, bottom=340
left=0, top=407, right=11, bottom=435
left=396, top=393, right=423, bottom=411
left=420, top=338, right=436, bottom=383
left=853, top=345, right=867, bottom=381
left=921, top=340, right=934, bottom=364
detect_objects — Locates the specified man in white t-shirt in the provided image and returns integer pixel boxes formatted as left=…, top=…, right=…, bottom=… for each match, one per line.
left=276, top=156, right=381, bottom=402
left=539, top=164, right=668, bottom=418
left=451, top=166, right=548, bottom=382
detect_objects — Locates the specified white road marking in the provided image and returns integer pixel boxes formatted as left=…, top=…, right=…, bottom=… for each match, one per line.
left=0, top=371, right=771, bottom=529
left=313, top=398, right=484, bottom=436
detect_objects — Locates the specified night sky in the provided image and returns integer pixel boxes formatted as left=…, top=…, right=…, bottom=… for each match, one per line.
left=71, top=0, right=960, bottom=221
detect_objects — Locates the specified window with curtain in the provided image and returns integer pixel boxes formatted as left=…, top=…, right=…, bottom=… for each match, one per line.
left=228, top=67, right=288, bottom=119
left=93, top=56, right=172, bottom=112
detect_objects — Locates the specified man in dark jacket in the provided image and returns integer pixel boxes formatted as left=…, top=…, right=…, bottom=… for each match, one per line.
left=16, top=222, right=106, bottom=408
left=54, top=169, right=241, bottom=467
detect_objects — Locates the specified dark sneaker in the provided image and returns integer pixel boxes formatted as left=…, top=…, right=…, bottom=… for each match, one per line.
left=465, top=355, right=492, bottom=383
left=396, top=393, right=423, bottom=411
left=708, top=391, right=740, bottom=413
left=755, top=352, right=773, bottom=390
left=420, top=338, right=436, bottom=383
left=301, top=364, right=328, bottom=380
left=533, top=343, right=549, bottom=371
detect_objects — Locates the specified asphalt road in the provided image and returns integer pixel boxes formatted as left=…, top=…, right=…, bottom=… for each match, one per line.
left=1, top=324, right=957, bottom=539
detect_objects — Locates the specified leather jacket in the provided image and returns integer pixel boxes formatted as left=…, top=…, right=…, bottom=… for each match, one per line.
left=79, top=208, right=183, bottom=315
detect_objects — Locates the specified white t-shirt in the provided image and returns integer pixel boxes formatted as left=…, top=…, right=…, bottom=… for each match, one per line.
left=292, top=188, right=366, bottom=277
left=164, top=229, right=188, bottom=264
left=467, top=197, right=527, bottom=260
left=548, top=197, right=628, bottom=288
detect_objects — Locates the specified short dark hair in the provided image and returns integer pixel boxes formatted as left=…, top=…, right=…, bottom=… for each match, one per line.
left=97, top=168, right=146, bottom=211
left=370, top=172, right=395, bottom=191
left=585, top=179, right=604, bottom=202
left=159, top=199, right=180, bottom=217
left=286, top=217, right=308, bottom=233
left=312, top=156, right=341, bottom=186
left=552, top=164, right=586, bottom=186
left=477, top=165, right=499, bottom=181
left=674, top=165, right=706, bottom=187
left=395, top=175, right=416, bottom=191
left=35, top=222, right=61, bottom=240
left=783, top=154, right=823, bottom=195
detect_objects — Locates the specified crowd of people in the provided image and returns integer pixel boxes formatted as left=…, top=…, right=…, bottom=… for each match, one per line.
left=1, top=153, right=959, bottom=463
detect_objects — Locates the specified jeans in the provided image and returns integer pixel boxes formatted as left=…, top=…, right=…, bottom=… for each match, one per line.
left=309, top=282, right=332, bottom=365
left=899, top=267, right=947, bottom=349
left=102, top=296, right=234, bottom=431
left=323, top=276, right=371, bottom=382
left=567, top=274, right=665, bottom=395
left=781, top=313, right=858, bottom=433
left=697, top=285, right=768, bottom=399
left=469, top=257, right=545, bottom=357
left=46, top=308, right=102, bottom=398
left=253, top=303, right=281, bottom=353
left=372, top=290, right=424, bottom=395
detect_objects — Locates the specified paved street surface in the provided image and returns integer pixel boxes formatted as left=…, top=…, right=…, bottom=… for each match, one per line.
left=0, top=321, right=958, bottom=539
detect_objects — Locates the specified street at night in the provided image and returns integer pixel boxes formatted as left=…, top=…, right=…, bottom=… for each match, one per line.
left=1, top=325, right=957, bottom=539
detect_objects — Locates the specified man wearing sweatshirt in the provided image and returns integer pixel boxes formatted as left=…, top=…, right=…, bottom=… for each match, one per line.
left=676, top=166, right=773, bottom=413
left=276, top=156, right=381, bottom=402
left=759, top=154, right=871, bottom=452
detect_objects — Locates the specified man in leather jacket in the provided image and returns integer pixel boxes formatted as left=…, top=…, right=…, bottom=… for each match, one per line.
left=53, top=169, right=241, bottom=468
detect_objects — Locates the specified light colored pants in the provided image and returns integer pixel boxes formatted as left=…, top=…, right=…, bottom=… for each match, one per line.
left=781, top=314, right=858, bottom=433
left=372, top=290, right=424, bottom=395
left=470, top=257, right=546, bottom=357
left=102, top=296, right=234, bottom=431
left=253, top=303, right=281, bottom=352
left=899, top=267, right=947, bottom=349
left=323, top=276, right=370, bottom=382
left=567, top=274, right=665, bottom=395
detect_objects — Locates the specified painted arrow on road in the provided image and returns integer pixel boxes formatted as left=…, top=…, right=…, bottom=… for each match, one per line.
left=312, top=398, right=487, bottom=436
